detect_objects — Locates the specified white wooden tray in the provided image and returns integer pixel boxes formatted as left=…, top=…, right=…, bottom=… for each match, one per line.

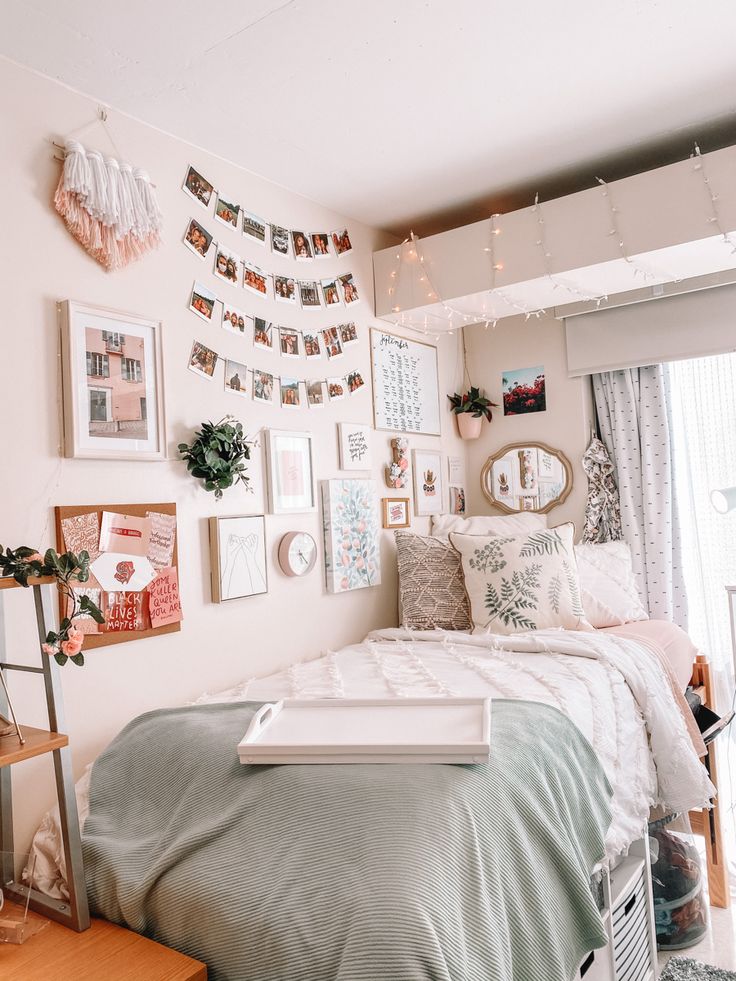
left=237, top=697, right=491, bottom=764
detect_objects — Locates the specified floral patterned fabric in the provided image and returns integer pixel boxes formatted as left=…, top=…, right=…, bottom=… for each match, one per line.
left=450, top=523, right=592, bottom=635
left=581, top=436, right=623, bottom=544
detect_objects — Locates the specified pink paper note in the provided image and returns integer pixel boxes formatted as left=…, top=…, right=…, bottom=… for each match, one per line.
left=145, top=511, right=177, bottom=571
left=148, top=567, right=183, bottom=629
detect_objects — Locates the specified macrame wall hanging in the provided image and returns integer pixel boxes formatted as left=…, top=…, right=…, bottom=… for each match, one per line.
left=53, top=110, right=163, bottom=271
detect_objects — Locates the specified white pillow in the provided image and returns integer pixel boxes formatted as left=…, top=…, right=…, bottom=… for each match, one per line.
left=574, top=542, right=649, bottom=628
left=450, top=522, right=592, bottom=635
left=432, top=511, right=547, bottom=541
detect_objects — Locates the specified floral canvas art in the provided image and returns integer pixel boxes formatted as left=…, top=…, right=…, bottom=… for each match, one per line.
left=321, top=479, right=381, bottom=593
left=502, top=365, right=546, bottom=415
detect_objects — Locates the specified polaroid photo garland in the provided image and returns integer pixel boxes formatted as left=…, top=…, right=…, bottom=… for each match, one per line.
left=187, top=338, right=366, bottom=409
left=182, top=164, right=354, bottom=260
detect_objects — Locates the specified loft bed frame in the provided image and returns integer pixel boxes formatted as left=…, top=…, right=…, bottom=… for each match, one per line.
left=689, top=654, right=730, bottom=909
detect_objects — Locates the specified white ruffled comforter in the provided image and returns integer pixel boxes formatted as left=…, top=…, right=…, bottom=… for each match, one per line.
left=29, top=626, right=712, bottom=898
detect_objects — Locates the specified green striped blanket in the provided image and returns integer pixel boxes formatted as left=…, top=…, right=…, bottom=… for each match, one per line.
left=83, top=699, right=612, bottom=981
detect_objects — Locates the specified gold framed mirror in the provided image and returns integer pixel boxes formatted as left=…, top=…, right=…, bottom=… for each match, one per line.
left=480, top=442, right=573, bottom=514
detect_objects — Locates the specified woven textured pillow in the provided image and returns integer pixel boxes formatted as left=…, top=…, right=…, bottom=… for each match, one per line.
left=574, top=541, right=649, bottom=627
left=395, top=532, right=472, bottom=631
left=450, top=523, right=592, bottom=635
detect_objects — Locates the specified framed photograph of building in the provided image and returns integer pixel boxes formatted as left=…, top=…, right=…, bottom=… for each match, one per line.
left=59, top=300, right=167, bottom=461
left=263, top=429, right=316, bottom=514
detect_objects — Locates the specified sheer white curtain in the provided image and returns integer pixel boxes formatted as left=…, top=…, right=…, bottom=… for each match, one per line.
left=666, top=352, right=736, bottom=705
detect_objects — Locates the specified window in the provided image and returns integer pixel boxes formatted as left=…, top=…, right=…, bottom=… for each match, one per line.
left=101, top=331, right=125, bottom=351
left=86, top=352, right=109, bottom=377
left=88, top=389, right=109, bottom=422
left=121, top=358, right=142, bottom=383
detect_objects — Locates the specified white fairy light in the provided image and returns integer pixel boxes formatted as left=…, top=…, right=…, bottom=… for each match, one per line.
left=692, top=143, right=736, bottom=256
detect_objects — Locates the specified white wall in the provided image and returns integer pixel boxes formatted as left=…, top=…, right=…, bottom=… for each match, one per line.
left=0, top=58, right=466, bottom=848
left=464, top=314, right=593, bottom=530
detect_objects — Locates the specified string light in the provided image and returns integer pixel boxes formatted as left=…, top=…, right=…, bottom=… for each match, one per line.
left=692, top=143, right=736, bottom=256
left=532, top=193, right=608, bottom=307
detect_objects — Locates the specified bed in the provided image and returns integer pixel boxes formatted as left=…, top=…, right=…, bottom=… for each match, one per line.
left=27, top=525, right=715, bottom=981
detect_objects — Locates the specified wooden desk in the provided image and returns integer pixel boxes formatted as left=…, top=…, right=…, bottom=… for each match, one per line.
left=0, top=903, right=207, bottom=980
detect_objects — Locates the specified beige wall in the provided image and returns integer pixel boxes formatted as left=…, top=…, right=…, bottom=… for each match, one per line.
left=463, top=314, right=594, bottom=531
left=0, top=57, right=466, bottom=847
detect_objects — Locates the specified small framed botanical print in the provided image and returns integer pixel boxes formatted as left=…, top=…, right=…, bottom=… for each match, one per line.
left=59, top=300, right=166, bottom=461
left=412, top=449, right=444, bottom=516
left=382, top=498, right=410, bottom=529
left=209, top=515, right=268, bottom=602
left=264, top=429, right=316, bottom=514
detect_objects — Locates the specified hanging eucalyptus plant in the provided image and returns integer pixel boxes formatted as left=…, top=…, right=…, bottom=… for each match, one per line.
left=178, top=416, right=254, bottom=501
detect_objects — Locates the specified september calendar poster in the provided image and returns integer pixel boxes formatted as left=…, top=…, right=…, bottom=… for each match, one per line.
left=370, top=328, right=440, bottom=435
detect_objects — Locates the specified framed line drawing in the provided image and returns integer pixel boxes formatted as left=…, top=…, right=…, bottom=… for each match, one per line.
left=263, top=429, right=317, bottom=514
left=209, top=514, right=268, bottom=602
left=59, top=300, right=166, bottom=461
left=369, top=328, right=440, bottom=436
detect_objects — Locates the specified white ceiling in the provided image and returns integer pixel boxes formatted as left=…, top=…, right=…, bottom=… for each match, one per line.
left=4, top=0, right=736, bottom=234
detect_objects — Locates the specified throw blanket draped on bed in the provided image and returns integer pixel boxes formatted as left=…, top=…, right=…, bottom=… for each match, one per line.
left=83, top=699, right=612, bottom=981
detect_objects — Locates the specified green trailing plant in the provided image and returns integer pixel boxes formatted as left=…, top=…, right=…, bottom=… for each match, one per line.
left=178, top=416, right=254, bottom=501
left=447, top=386, right=498, bottom=422
left=0, top=546, right=104, bottom=667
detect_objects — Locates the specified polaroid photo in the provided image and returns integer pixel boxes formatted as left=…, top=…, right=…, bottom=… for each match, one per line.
left=321, top=326, right=343, bottom=360
left=299, top=280, right=322, bottom=311
left=321, top=277, right=342, bottom=307
left=214, top=193, right=240, bottom=229
left=346, top=370, right=365, bottom=395
left=224, top=359, right=248, bottom=398
left=339, top=321, right=358, bottom=346
left=279, top=328, right=300, bottom=358
left=253, top=318, right=273, bottom=350
left=338, top=272, right=360, bottom=306
left=243, top=211, right=266, bottom=246
left=331, top=228, right=353, bottom=256
left=189, top=281, right=217, bottom=323
left=188, top=340, right=218, bottom=379
left=214, top=245, right=241, bottom=287
left=222, top=303, right=248, bottom=336
left=327, top=377, right=346, bottom=402
left=182, top=165, right=214, bottom=208
left=270, top=223, right=290, bottom=257
left=183, top=217, right=213, bottom=259
left=306, top=380, right=325, bottom=408
left=274, top=275, right=296, bottom=304
left=243, top=261, right=270, bottom=297
left=291, top=230, right=313, bottom=260
left=311, top=232, right=331, bottom=258
left=303, top=331, right=322, bottom=359
left=252, top=368, right=274, bottom=404
left=280, top=377, right=301, bottom=409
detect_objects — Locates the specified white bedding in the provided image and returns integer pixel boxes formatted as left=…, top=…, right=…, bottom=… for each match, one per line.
left=30, top=625, right=712, bottom=899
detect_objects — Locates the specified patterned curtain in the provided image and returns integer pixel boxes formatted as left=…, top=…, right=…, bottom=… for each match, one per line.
left=592, top=364, right=688, bottom=627
left=581, top=436, right=622, bottom=544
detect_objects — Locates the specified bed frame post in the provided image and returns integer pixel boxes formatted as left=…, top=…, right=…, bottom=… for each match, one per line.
left=688, top=654, right=730, bottom=909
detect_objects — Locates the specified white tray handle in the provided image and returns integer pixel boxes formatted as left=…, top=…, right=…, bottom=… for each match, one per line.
left=243, top=701, right=283, bottom=744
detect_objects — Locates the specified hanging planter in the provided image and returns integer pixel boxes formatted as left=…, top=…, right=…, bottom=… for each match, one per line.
left=178, top=417, right=254, bottom=500
left=447, top=387, right=498, bottom=440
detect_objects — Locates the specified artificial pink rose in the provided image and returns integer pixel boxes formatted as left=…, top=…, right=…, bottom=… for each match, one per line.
left=41, top=643, right=56, bottom=655
left=60, top=636, right=83, bottom=657
left=398, top=458, right=408, bottom=471
left=66, top=626, right=84, bottom=643
left=25, top=552, right=43, bottom=563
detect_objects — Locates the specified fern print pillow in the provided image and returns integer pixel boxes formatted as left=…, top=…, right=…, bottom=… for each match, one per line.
left=449, top=523, right=592, bottom=635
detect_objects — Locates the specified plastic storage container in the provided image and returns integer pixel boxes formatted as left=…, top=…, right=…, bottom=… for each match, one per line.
left=649, top=814, right=708, bottom=950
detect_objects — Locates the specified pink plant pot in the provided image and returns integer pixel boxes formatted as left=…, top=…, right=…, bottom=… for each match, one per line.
left=456, top=413, right=483, bottom=440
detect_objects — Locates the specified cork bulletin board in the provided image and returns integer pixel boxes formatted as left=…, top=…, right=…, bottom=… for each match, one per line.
left=54, top=503, right=180, bottom=650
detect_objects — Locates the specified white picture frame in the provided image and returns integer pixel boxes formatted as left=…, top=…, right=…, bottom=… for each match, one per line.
left=59, top=299, right=167, bottom=462
left=264, top=429, right=317, bottom=514
left=338, top=422, right=371, bottom=470
left=412, top=449, right=444, bottom=515
left=209, top=514, right=268, bottom=602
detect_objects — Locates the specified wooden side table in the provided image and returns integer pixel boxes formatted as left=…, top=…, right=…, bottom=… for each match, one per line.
left=0, top=902, right=207, bottom=980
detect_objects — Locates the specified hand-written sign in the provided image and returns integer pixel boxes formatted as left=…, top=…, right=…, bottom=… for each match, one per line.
left=148, top=567, right=183, bottom=629
left=370, top=328, right=440, bottom=435
left=347, top=430, right=368, bottom=463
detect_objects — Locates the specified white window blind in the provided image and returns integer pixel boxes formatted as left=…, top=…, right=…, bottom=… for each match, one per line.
left=565, top=284, right=736, bottom=377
